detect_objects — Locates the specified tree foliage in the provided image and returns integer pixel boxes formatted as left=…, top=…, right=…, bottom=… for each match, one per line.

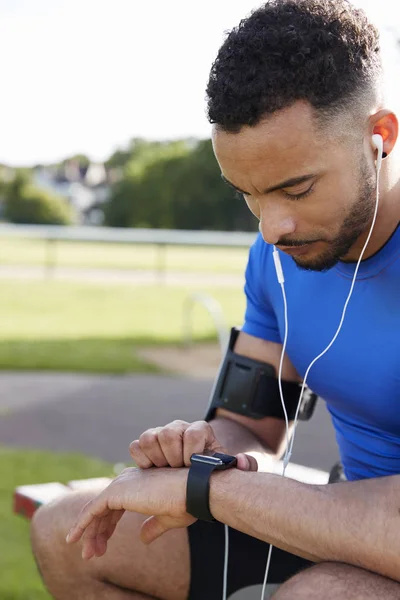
left=3, top=175, right=75, bottom=225
left=61, top=154, right=91, bottom=168
left=2, top=137, right=258, bottom=232
left=104, top=138, right=257, bottom=231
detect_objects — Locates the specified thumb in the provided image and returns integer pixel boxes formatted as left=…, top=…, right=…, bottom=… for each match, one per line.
left=235, top=453, right=258, bottom=472
left=140, top=516, right=168, bottom=545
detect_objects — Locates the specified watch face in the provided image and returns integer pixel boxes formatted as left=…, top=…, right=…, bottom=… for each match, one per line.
left=190, top=452, right=237, bottom=468
left=213, top=452, right=237, bottom=467
left=190, top=454, right=224, bottom=466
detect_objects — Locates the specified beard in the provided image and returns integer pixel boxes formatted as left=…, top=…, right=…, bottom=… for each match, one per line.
left=292, top=157, right=377, bottom=272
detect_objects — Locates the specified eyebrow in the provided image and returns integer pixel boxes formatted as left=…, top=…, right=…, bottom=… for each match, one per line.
left=221, top=173, right=317, bottom=195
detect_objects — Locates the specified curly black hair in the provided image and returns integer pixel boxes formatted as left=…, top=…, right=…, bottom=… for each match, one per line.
left=206, top=0, right=382, bottom=133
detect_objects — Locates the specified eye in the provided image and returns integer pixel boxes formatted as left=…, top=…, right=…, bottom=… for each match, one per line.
left=283, top=185, right=314, bottom=201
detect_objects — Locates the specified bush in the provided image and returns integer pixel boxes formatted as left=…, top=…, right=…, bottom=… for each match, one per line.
left=4, top=182, right=75, bottom=225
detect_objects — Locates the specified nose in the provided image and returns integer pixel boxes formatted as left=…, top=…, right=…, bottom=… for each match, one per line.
left=259, top=210, right=296, bottom=246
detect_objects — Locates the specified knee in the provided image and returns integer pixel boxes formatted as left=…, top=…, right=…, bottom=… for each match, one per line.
left=272, top=562, right=348, bottom=600
left=30, top=490, right=93, bottom=577
left=32, top=491, right=78, bottom=552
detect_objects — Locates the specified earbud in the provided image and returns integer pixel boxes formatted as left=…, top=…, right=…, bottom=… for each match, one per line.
left=372, top=133, right=383, bottom=153
left=372, top=134, right=384, bottom=174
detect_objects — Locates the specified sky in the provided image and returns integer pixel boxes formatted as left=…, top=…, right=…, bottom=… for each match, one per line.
left=0, top=0, right=398, bottom=166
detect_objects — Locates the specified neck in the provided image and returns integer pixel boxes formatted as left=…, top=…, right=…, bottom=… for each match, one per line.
left=343, top=169, right=400, bottom=262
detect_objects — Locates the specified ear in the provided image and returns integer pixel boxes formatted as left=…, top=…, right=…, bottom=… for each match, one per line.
left=370, top=109, right=398, bottom=159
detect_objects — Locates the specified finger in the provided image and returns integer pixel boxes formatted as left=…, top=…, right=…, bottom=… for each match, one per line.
left=129, top=440, right=153, bottom=469
left=95, top=529, right=108, bottom=557
left=94, top=509, right=125, bottom=557
left=140, top=515, right=168, bottom=545
left=235, top=453, right=259, bottom=472
left=81, top=517, right=100, bottom=560
left=183, top=421, right=223, bottom=466
left=102, top=509, right=125, bottom=552
left=138, top=428, right=169, bottom=467
left=157, top=421, right=189, bottom=467
left=94, top=515, right=112, bottom=557
left=66, top=496, right=110, bottom=545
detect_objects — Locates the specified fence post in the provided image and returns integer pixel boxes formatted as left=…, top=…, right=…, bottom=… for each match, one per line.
left=156, top=243, right=167, bottom=284
left=45, top=238, right=57, bottom=279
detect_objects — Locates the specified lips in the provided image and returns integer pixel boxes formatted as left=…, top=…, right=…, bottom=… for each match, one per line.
left=278, top=243, right=314, bottom=256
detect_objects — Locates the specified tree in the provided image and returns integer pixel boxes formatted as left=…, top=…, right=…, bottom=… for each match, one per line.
left=104, top=140, right=191, bottom=227
left=4, top=178, right=75, bottom=225
left=105, top=138, right=163, bottom=170
left=61, top=154, right=90, bottom=168
left=104, top=138, right=257, bottom=231
left=170, top=139, right=256, bottom=231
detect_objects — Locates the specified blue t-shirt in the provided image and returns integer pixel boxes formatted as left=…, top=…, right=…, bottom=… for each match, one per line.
left=242, top=228, right=400, bottom=481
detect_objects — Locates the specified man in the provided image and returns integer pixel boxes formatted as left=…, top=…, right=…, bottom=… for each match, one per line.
left=31, top=1, right=400, bottom=598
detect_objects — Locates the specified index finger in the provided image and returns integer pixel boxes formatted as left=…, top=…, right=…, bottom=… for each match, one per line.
left=182, top=421, right=220, bottom=466
left=66, top=495, right=110, bottom=544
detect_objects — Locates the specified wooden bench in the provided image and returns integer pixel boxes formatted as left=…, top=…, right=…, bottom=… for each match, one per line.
left=13, top=477, right=112, bottom=519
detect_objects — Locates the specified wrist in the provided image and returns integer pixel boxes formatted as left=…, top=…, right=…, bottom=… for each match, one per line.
left=169, top=467, right=190, bottom=518
left=209, top=467, right=242, bottom=522
left=186, top=453, right=237, bottom=521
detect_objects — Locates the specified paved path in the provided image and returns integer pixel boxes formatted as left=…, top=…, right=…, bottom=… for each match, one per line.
left=0, top=372, right=339, bottom=470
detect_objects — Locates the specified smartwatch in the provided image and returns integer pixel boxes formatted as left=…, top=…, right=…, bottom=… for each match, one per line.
left=186, top=452, right=237, bottom=522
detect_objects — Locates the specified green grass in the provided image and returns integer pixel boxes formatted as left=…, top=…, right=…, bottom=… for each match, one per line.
left=0, top=241, right=248, bottom=597
left=0, top=446, right=113, bottom=600
left=0, top=279, right=246, bottom=372
left=0, top=238, right=250, bottom=274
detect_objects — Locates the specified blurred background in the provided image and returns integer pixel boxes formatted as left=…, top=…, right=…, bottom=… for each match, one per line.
left=0, top=0, right=398, bottom=598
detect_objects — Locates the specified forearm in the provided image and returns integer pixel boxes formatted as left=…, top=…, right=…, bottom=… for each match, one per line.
left=209, top=469, right=400, bottom=581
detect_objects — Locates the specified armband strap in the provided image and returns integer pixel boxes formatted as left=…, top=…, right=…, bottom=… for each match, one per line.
left=205, top=327, right=318, bottom=422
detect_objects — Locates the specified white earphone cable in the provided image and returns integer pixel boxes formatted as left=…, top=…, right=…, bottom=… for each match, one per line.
left=221, top=141, right=382, bottom=600
left=260, top=142, right=382, bottom=599
left=285, top=147, right=382, bottom=467
left=260, top=279, right=290, bottom=599
left=223, top=524, right=229, bottom=600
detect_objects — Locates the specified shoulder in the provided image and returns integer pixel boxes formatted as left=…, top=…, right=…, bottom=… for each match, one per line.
left=245, top=234, right=277, bottom=290
left=247, top=233, right=274, bottom=268
left=244, top=234, right=277, bottom=305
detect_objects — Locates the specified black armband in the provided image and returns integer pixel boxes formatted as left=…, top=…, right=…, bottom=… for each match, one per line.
left=205, top=327, right=317, bottom=422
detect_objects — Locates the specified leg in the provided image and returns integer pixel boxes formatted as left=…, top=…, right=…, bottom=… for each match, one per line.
left=31, top=485, right=190, bottom=600
left=31, top=417, right=273, bottom=600
left=271, top=562, right=400, bottom=599
left=188, top=520, right=313, bottom=599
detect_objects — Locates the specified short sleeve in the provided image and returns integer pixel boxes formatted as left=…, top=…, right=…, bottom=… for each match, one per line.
left=241, top=234, right=281, bottom=344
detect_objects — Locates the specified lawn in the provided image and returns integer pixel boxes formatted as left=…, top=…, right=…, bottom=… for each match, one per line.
left=0, top=237, right=250, bottom=274
left=0, top=446, right=114, bottom=600
left=0, top=279, right=246, bottom=372
left=0, top=244, right=248, bottom=597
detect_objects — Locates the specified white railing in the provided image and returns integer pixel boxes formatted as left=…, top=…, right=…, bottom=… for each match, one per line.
left=0, top=223, right=257, bottom=247
left=182, top=292, right=229, bottom=354
left=0, top=223, right=257, bottom=279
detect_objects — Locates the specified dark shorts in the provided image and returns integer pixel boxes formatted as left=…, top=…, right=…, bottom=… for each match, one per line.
left=187, top=520, right=313, bottom=599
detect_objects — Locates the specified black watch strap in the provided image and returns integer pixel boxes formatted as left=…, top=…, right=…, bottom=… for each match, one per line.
left=186, top=452, right=237, bottom=522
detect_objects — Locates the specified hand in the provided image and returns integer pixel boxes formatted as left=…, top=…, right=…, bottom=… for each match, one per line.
left=66, top=467, right=195, bottom=558
left=129, top=419, right=258, bottom=472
